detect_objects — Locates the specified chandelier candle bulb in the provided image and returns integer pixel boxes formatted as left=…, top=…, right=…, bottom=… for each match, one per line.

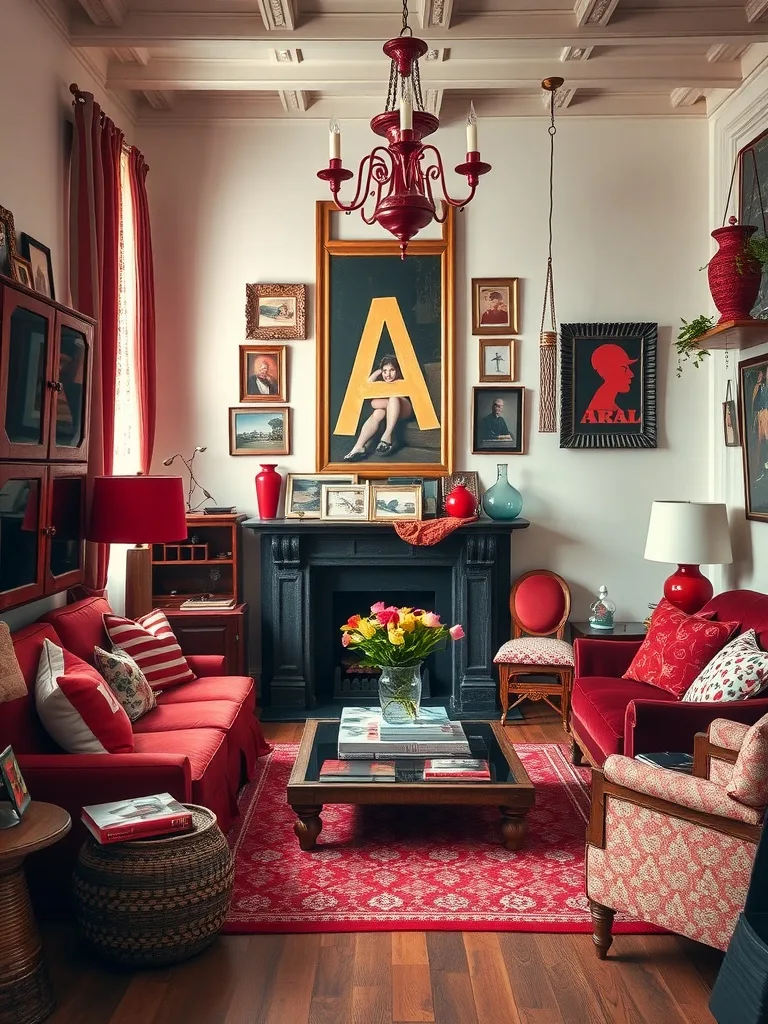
left=466, top=102, right=478, bottom=153
left=329, top=117, right=341, bottom=160
left=400, top=82, right=413, bottom=131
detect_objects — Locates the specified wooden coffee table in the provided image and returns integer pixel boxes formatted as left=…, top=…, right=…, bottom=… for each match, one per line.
left=287, top=719, right=535, bottom=852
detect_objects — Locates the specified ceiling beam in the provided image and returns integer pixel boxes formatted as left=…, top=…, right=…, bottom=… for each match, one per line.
left=418, top=0, right=455, bottom=31
left=111, top=47, right=149, bottom=64
left=670, top=87, right=705, bottom=107
left=104, top=55, right=742, bottom=93
left=574, top=0, right=620, bottom=28
left=257, top=0, right=296, bottom=32
left=745, top=0, right=768, bottom=22
left=68, top=9, right=768, bottom=49
left=278, top=88, right=309, bottom=112
left=74, top=0, right=125, bottom=27
left=707, top=43, right=749, bottom=61
left=142, top=90, right=173, bottom=110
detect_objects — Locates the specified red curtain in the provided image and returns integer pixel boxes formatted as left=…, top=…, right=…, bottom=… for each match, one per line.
left=128, top=149, right=157, bottom=475
left=69, top=91, right=123, bottom=593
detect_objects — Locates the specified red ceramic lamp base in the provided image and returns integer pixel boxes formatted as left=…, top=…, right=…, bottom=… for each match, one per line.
left=663, top=564, right=714, bottom=615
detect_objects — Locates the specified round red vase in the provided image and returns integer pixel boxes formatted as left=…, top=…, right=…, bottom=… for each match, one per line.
left=708, top=220, right=762, bottom=323
left=663, top=564, right=714, bottom=615
left=255, top=464, right=282, bottom=520
left=445, top=484, right=476, bottom=519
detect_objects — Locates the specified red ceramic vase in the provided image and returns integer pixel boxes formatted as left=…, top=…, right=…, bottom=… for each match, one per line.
left=255, top=464, right=282, bottom=519
left=708, top=219, right=761, bottom=323
left=445, top=483, right=476, bottom=519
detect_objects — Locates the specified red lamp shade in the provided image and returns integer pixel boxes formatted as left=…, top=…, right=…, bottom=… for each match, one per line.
left=88, top=475, right=187, bottom=543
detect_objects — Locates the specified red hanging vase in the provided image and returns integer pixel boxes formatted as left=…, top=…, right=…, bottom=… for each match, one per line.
left=708, top=218, right=762, bottom=323
left=255, top=464, right=282, bottom=519
left=445, top=483, right=477, bottom=519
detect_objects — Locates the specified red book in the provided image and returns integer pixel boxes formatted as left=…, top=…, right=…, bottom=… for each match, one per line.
left=81, top=792, right=193, bottom=844
left=422, top=759, right=491, bottom=780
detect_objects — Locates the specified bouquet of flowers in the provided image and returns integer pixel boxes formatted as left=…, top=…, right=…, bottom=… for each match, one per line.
left=340, top=602, right=465, bottom=666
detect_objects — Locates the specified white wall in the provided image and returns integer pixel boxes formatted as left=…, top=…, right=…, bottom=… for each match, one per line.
left=710, top=55, right=768, bottom=597
left=139, top=115, right=711, bottom=620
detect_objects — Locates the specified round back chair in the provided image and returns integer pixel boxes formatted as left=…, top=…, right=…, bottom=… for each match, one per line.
left=511, top=570, right=571, bottom=640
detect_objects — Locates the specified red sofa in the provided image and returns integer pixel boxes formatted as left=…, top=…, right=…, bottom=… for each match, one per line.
left=2, top=596, right=270, bottom=909
left=571, top=589, right=768, bottom=766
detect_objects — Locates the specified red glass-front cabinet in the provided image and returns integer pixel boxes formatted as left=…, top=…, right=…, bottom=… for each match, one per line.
left=0, top=280, right=94, bottom=610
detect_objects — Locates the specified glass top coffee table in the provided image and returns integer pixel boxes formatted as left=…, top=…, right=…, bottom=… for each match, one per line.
left=287, top=719, right=535, bottom=852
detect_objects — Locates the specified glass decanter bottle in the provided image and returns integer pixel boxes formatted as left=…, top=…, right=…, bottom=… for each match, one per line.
left=589, top=585, right=616, bottom=631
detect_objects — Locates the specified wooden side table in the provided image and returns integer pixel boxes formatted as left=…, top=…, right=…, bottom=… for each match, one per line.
left=0, top=802, right=71, bottom=1024
left=570, top=621, right=647, bottom=642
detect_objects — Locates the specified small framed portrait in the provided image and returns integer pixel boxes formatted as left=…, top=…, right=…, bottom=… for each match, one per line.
left=285, top=474, right=357, bottom=518
left=0, top=204, right=18, bottom=279
left=439, top=471, right=480, bottom=516
left=739, top=352, right=768, bottom=522
left=723, top=398, right=741, bottom=448
left=320, top=483, right=371, bottom=521
left=479, top=338, right=515, bottom=382
left=246, top=283, right=307, bottom=340
left=229, top=407, right=290, bottom=456
left=0, top=744, right=30, bottom=819
left=11, top=256, right=33, bottom=290
left=472, top=278, right=519, bottom=335
left=472, top=387, right=525, bottom=455
left=422, top=479, right=439, bottom=519
left=20, top=233, right=55, bottom=300
left=370, top=483, right=423, bottom=521
left=239, top=345, right=287, bottom=403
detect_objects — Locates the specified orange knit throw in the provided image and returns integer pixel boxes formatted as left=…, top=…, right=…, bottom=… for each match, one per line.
left=393, top=516, right=478, bottom=546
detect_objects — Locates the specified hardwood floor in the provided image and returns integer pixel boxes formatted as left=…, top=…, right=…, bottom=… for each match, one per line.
left=40, top=707, right=723, bottom=1024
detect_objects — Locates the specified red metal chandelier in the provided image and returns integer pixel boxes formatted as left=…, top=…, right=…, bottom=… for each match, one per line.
left=317, top=0, right=491, bottom=257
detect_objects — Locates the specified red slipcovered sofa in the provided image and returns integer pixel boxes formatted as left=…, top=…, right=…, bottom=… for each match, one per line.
left=2, top=596, right=270, bottom=909
left=571, top=589, right=768, bottom=766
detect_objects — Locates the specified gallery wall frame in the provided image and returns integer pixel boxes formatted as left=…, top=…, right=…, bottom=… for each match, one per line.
left=245, top=283, right=306, bottom=340
left=559, top=322, right=657, bottom=450
left=739, top=350, right=768, bottom=523
left=239, top=344, right=287, bottom=403
left=315, top=200, right=455, bottom=478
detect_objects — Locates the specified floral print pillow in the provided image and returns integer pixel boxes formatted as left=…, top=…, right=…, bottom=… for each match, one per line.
left=683, top=630, right=768, bottom=703
left=93, top=646, right=156, bottom=722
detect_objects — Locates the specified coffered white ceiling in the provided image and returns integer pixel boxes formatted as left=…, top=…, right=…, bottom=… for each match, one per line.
left=35, top=0, right=768, bottom=122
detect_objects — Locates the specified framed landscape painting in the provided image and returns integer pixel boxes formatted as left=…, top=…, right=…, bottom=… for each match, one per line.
left=245, top=283, right=306, bottom=340
left=285, top=474, right=357, bottom=518
left=739, top=351, right=768, bottom=522
left=559, top=322, right=657, bottom=449
left=229, top=407, right=290, bottom=456
left=315, top=201, right=455, bottom=477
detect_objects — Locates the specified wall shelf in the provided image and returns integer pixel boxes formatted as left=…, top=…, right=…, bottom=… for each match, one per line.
left=695, top=319, right=768, bottom=351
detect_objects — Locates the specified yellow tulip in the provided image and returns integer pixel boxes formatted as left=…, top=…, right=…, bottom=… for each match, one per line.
left=358, top=618, right=376, bottom=639
left=388, top=626, right=405, bottom=645
left=399, top=612, right=417, bottom=633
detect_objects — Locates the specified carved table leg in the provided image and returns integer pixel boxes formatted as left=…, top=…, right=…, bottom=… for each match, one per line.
left=292, top=805, right=323, bottom=851
left=590, top=899, right=616, bottom=960
left=499, top=807, right=527, bottom=851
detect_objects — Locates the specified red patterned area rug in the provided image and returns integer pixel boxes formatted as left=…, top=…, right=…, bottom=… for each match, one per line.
left=224, top=742, right=661, bottom=935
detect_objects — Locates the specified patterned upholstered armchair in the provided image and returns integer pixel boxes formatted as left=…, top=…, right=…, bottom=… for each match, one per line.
left=585, top=716, right=767, bottom=958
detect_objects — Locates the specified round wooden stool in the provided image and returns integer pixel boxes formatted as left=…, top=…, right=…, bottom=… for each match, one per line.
left=0, top=802, right=71, bottom=1024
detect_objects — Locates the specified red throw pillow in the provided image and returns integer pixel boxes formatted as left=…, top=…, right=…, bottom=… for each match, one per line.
left=35, top=639, right=134, bottom=754
left=623, top=599, right=738, bottom=698
left=104, top=610, right=195, bottom=691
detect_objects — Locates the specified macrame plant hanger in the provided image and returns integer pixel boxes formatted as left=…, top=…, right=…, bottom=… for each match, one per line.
left=538, top=76, right=564, bottom=433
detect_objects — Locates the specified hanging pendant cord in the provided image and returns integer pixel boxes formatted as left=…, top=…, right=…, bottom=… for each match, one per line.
left=540, top=90, right=558, bottom=334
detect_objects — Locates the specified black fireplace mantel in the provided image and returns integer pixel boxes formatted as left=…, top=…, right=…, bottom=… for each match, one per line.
left=243, top=517, right=530, bottom=715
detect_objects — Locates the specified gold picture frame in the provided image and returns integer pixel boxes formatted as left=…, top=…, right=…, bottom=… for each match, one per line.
left=472, top=277, right=519, bottom=335
left=315, top=200, right=455, bottom=478
left=320, top=483, right=371, bottom=521
left=479, top=338, right=516, bottom=382
left=245, top=283, right=307, bottom=340
left=0, top=204, right=18, bottom=280
left=239, top=344, right=287, bottom=403
left=229, top=406, right=290, bottom=456
left=285, top=473, right=357, bottom=518
left=370, top=483, right=423, bottom=521
left=10, top=256, right=33, bottom=290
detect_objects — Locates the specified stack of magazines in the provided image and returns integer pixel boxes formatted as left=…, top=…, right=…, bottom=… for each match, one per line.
left=81, top=792, right=194, bottom=844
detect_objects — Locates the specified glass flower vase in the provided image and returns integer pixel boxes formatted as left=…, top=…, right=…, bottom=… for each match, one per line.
left=378, top=664, right=423, bottom=723
left=482, top=464, right=523, bottom=521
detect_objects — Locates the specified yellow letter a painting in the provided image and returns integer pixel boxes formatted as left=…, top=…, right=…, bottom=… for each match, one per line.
left=334, top=297, right=440, bottom=435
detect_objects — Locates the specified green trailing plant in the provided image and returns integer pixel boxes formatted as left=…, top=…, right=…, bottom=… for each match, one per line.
left=676, top=315, right=715, bottom=377
left=736, top=234, right=768, bottom=275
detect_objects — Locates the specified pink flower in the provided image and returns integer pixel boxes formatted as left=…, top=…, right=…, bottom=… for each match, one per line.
left=370, top=601, right=386, bottom=614
left=421, top=612, right=441, bottom=628
left=449, top=624, right=465, bottom=640
left=341, top=632, right=351, bottom=647
left=376, top=606, right=400, bottom=627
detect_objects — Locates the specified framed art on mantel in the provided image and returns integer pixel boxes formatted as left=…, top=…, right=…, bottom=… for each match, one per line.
left=739, top=351, right=768, bottom=523
left=559, top=322, right=657, bottom=450
left=315, top=201, right=455, bottom=477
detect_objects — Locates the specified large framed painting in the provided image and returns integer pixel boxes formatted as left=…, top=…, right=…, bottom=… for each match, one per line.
left=560, top=322, right=657, bottom=450
left=739, top=351, right=768, bottom=523
left=315, top=201, right=454, bottom=476
left=739, top=128, right=768, bottom=319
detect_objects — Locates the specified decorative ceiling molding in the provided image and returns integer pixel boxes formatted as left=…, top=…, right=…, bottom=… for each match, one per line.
left=270, top=48, right=302, bottom=64
left=574, top=0, right=620, bottom=28
left=542, top=86, right=577, bottom=108
left=561, top=46, right=593, bottom=61
left=425, top=48, right=449, bottom=62
left=278, top=89, right=308, bottom=112
left=707, top=43, right=749, bottom=62
left=112, top=47, right=149, bottom=64
left=745, top=0, right=768, bottom=23
left=419, top=0, right=454, bottom=31
left=257, top=0, right=295, bottom=32
left=75, top=0, right=125, bottom=27
left=670, top=87, right=705, bottom=107
left=423, top=89, right=443, bottom=116
left=142, top=90, right=173, bottom=110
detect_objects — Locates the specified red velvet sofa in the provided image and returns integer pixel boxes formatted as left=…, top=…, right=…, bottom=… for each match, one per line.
left=1, top=596, right=270, bottom=909
left=571, top=589, right=768, bottom=767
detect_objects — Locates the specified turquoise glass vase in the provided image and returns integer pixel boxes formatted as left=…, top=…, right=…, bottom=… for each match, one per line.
left=482, top=464, right=523, bottom=521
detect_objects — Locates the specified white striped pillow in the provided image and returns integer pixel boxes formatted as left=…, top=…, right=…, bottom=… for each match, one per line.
left=103, top=611, right=195, bottom=691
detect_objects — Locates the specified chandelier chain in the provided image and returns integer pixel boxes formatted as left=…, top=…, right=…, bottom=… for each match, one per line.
left=386, top=59, right=398, bottom=110
left=540, top=88, right=558, bottom=334
left=400, top=0, right=412, bottom=35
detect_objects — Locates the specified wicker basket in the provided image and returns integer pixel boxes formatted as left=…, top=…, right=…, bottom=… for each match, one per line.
left=72, top=805, right=233, bottom=967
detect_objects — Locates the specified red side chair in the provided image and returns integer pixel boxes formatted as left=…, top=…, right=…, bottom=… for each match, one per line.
left=493, top=570, right=574, bottom=729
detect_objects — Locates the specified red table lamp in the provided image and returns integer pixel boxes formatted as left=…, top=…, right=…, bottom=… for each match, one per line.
left=644, top=500, right=733, bottom=614
left=88, top=475, right=187, bottom=620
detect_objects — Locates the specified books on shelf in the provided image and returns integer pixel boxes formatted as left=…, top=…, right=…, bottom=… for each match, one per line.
left=338, top=706, right=470, bottom=759
left=179, top=597, right=236, bottom=610
left=319, top=759, right=396, bottom=782
left=81, top=792, right=194, bottom=844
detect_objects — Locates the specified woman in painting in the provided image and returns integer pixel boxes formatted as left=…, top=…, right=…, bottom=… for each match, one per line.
left=752, top=368, right=768, bottom=482
left=343, top=355, right=413, bottom=461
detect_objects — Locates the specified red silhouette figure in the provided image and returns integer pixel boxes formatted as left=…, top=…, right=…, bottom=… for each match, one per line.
left=585, top=343, right=637, bottom=415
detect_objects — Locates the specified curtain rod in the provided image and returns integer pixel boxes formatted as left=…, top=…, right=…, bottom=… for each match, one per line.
left=69, top=83, right=149, bottom=168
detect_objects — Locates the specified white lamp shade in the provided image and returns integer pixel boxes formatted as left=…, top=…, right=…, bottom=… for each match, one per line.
left=644, top=501, right=733, bottom=565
